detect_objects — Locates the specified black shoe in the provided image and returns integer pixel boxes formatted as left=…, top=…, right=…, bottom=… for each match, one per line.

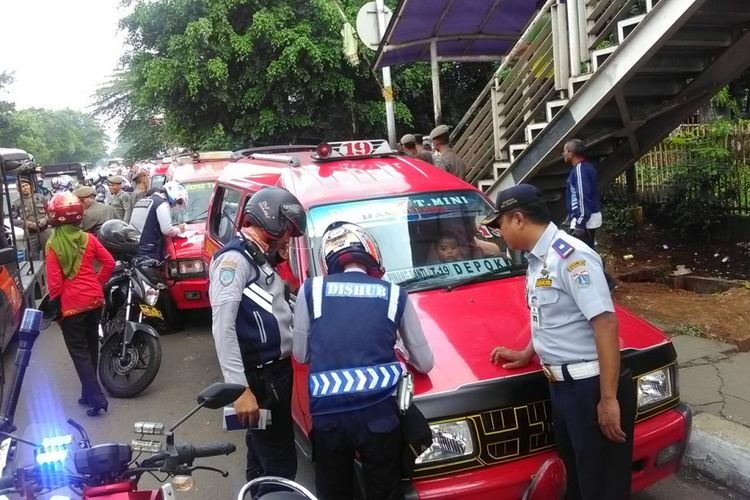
left=87, top=402, right=108, bottom=417
left=78, top=397, right=88, bottom=406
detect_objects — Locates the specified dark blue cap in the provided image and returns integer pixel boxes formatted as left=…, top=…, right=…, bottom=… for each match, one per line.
left=481, top=184, right=545, bottom=226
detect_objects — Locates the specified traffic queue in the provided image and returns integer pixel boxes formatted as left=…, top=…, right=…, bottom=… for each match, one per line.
left=0, top=136, right=692, bottom=500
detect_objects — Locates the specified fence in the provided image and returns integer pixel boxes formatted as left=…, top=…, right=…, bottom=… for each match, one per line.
left=618, top=122, right=750, bottom=215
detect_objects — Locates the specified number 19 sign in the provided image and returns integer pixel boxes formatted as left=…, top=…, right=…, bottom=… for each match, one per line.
left=338, top=141, right=374, bottom=157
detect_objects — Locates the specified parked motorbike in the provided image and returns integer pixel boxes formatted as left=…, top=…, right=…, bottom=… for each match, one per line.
left=98, top=253, right=165, bottom=398
left=98, top=220, right=165, bottom=398
left=0, top=382, right=244, bottom=499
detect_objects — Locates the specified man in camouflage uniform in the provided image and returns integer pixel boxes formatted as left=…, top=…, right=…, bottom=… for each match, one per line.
left=108, top=175, right=132, bottom=221
left=430, top=124, right=466, bottom=179
left=74, top=186, right=116, bottom=237
left=12, top=178, right=52, bottom=260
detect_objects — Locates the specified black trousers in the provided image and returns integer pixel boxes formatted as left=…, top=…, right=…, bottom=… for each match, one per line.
left=244, top=357, right=297, bottom=482
left=60, top=309, right=107, bottom=407
left=313, top=400, right=403, bottom=500
left=573, top=228, right=597, bottom=250
left=549, top=370, right=637, bottom=500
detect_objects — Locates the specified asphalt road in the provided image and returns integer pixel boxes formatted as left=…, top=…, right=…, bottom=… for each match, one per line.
left=2, top=311, right=738, bottom=499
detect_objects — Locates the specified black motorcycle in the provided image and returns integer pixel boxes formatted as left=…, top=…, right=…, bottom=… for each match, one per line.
left=98, top=221, right=164, bottom=398
left=98, top=254, right=164, bottom=398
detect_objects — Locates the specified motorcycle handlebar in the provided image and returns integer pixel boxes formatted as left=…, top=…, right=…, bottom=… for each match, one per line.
left=183, top=442, right=237, bottom=461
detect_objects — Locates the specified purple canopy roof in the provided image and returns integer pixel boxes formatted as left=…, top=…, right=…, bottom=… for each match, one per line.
left=373, top=0, right=540, bottom=69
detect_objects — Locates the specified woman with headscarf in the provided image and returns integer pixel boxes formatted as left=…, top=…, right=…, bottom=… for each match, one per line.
left=46, top=192, right=115, bottom=416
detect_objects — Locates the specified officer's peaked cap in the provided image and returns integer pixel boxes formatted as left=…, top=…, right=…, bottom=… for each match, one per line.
left=481, top=183, right=545, bottom=226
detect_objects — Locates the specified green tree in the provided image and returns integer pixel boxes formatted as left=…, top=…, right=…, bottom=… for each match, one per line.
left=1, top=108, right=107, bottom=165
left=101, top=0, right=496, bottom=157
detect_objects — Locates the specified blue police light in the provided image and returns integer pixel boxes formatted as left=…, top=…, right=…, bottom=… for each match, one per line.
left=36, top=434, right=72, bottom=465
left=41, top=435, right=72, bottom=448
left=36, top=449, right=67, bottom=465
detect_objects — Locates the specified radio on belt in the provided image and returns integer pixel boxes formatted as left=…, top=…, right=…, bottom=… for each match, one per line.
left=223, top=407, right=272, bottom=431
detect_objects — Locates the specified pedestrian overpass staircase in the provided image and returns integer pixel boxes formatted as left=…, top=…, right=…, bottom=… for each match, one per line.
left=451, top=0, right=750, bottom=209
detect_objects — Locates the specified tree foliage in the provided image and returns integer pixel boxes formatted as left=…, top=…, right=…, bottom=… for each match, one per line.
left=0, top=107, right=107, bottom=165
left=101, top=0, right=496, bottom=158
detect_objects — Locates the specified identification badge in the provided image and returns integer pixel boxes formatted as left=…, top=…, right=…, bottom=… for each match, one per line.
left=535, top=278, right=552, bottom=288
left=530, top=295, right=540, bottom=328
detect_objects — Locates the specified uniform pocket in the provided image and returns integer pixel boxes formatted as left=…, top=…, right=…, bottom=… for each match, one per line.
left=536, top=288, right=559, bottom=305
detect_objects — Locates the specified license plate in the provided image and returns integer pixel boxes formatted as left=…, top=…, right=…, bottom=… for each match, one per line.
left=139, top=304, right=164, bottom=319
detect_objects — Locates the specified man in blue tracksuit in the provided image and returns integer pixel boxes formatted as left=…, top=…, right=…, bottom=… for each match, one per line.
left=293, top=222, right=434, bottom=500
left=563, top=139, right=602, bottom=250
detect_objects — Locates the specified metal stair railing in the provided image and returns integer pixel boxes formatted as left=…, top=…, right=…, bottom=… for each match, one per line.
left=453, top=0, right=558, bottom=185
left=452, top=0, right=639, bottom=187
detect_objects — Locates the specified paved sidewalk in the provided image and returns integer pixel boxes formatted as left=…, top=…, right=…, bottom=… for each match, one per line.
left=671, top=336, right=750, bottom=495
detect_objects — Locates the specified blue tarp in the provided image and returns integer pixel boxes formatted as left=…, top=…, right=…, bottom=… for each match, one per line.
left=373, top=0, right=541, bottom=69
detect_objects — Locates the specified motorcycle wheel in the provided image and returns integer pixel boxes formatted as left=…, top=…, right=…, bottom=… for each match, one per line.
left=98, top=331, right=162, bottom=398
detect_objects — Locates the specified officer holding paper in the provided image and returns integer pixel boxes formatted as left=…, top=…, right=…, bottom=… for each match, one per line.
left=293, top=222, right=433, bottom=500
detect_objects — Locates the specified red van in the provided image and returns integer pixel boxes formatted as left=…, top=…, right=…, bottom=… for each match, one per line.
left=204, top=141, right=691, bottom=499
left=163, top=151, right=235, bottom=310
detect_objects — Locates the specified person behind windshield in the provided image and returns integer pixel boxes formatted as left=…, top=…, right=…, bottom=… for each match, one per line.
left=293, top=222, right=433, bottom=500
left=434, top=233, right=463, bottom=263
left=129, top=180, right=187, bottom=260
left=45, top=192, right=115, bottom=417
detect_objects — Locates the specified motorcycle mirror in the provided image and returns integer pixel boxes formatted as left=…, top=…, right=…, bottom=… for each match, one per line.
left=197, top=383, right=246, bottom=410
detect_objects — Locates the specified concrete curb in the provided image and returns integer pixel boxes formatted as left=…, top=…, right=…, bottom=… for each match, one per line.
left=685, top=412, right=750, bottom=496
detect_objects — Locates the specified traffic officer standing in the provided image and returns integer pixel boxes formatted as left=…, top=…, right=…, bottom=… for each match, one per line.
left=11, top=177, right=52, bottom=260
left=483, top=184, right=635, bottom=500
left=293, top=222, right=434, bottom=500
left=208, top=186, right=307, bottom=482
left=73, top=186, right=116, bottom=237
left=107, top=176, right=132, bottom=221
left=429, top=124, right=466, bottom=178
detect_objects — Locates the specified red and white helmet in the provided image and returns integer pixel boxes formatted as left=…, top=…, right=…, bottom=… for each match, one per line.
left=48, top=192, right=84, bottom=226
left=319, top=222, right=384, bottom=277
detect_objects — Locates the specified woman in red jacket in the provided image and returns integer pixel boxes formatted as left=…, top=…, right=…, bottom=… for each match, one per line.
left=46, top=192, right=115, bottom=416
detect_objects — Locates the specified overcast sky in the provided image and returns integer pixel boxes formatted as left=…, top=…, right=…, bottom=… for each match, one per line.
left=0, top=0, right=126, bottom=145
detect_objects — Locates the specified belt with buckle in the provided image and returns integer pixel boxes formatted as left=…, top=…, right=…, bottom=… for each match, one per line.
left=542, top=360, right=600, bottom=382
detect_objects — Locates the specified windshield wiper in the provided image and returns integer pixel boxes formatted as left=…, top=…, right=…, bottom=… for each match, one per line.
left=445, top=264, right=526, bottom=292
left=396, top=271, right=450, bottom=287
left=181, top=210, right=209, bottom=224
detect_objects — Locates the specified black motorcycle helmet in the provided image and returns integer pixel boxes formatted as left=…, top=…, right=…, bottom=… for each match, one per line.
left=99, top=219, right=141, bottom=255
left=244, top=187, right=307, bottom=239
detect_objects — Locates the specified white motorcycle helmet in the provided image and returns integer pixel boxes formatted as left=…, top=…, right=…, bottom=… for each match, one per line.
left=162, top=180, right=188, bottom=207
left=51, top=175, right=76, bottom=193
left=319, top=222, right=385, bottom=278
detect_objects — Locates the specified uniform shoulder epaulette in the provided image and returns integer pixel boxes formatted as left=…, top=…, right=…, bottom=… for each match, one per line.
left=552, top=238, right=575, bottom=258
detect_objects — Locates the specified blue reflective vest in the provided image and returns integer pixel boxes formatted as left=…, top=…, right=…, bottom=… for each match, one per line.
left=214, top=238, right=291, bottom=366
left=303, top=272, right=407, bottom=416
left=136, top=194, right=167, bottom=260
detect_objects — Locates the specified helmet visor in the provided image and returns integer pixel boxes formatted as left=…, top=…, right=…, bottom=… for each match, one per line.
left=281, top=203, right=307, bottom=237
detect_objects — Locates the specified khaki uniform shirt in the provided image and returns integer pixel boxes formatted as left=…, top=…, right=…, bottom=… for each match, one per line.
left=109, top=190, right=132, bottom=221
left=435, top=148, right=467, bottom=178
left=11, top=194, right=51, bottom=260
left=82, top=201, right=116, bottom=236
left=405, top=150, right=434, bottom=165
left=128, top=188, right=147, bottom=223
